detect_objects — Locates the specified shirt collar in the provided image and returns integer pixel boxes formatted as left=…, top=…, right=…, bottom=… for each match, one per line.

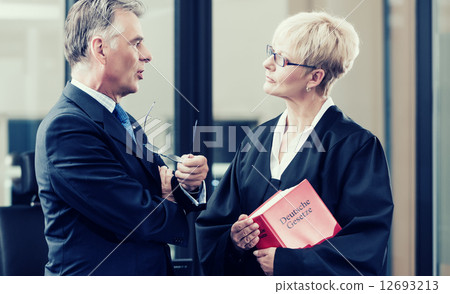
left=310, top=97, right=335, bottom=127
left=275, top=97, right=335, bottom=132
left=71, top=79, right=116, bottom=113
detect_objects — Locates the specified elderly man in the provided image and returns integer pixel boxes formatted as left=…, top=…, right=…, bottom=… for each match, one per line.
left=35, top=0, right=208, bottom=275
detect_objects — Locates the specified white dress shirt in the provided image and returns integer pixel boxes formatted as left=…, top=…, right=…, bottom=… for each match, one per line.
left=71, top=79, right=116, bottom=113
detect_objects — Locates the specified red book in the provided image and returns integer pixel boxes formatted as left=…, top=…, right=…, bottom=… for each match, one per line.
left=249, top=179, right=341, bottom=249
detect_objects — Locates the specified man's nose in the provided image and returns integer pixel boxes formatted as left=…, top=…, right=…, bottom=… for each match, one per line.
left=139, top=44, right=152, bottom=63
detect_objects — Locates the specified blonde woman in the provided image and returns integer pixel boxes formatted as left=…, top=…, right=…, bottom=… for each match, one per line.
left=196, top=11, right=393, bottom=276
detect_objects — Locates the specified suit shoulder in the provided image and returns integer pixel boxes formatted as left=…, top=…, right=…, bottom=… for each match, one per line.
left=38, top=98, right=98, bottom=140
left=49, top=94, right=87, bottom=116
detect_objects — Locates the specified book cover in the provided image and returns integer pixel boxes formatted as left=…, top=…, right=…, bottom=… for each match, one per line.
left=249, top=179, right=341, bottom=249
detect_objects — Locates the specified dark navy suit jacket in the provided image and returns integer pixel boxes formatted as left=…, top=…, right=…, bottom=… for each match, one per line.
left=35, top=83, right=200, bottom=275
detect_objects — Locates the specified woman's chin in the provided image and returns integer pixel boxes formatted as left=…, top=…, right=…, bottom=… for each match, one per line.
left=263, top=84, right=276, bottom=96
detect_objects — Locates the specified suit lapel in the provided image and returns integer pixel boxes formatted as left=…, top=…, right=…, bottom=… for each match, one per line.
left=62, top=83, right=162, bottom=180
left=128, top=115, right=165, bottom=179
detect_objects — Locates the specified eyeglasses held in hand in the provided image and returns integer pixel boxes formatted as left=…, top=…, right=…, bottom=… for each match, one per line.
left=142, top=102, right=198, bottom=164
left=144, top=143, right=183, bottom=163
left=266, top=45, right=316, bottom=69
left=142, top=102, right=183, bottom=163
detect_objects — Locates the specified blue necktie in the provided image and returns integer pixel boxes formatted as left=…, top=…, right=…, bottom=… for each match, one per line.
left=114, top=104, right=165, bottom=166
left=113, top=104, right=136, bottom=142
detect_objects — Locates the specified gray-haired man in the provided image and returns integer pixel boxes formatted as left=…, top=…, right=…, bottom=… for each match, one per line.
left=35, top=0, right=208, bottom=275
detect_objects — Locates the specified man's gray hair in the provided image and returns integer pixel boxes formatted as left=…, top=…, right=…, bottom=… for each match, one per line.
left=64, top=0, right=145, bottom=68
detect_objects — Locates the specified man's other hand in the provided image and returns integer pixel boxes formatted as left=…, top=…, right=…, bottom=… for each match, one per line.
left=159, top=166, right=175, bottom=202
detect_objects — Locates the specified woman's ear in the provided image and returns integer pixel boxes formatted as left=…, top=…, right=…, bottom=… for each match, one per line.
left=309, top=69, right=325, bottom=87
left=90, top=36, right=107, bottom=65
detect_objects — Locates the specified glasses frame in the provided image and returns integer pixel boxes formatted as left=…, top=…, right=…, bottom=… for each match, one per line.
left=142, top=102, right=183, bottom=163
left=266, top=45, right=317, bottom=69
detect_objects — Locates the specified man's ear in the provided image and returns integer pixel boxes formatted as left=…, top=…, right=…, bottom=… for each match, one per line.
left=308, top=69, right=326, bottom=88
left=90, top=36, right=107, bottom=65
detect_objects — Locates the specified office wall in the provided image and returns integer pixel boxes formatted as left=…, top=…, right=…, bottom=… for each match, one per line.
left=0, top=114, right=7, bottom=205
left=434, top=0, right=450, bottom=276
left=212, top=0, right=287, bottom=123
left=389, top=0, right=416, bottom=275
left=0, top=1, right=65, bottom=205
left=0, top=4, right=65, bottom=119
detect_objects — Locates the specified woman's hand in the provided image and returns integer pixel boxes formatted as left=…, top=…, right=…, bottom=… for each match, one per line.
left=159, top=166, right=175, bottom=203
left=253, top=247, right=276, bottom=275
left=230, top=214, right=260, bottom=251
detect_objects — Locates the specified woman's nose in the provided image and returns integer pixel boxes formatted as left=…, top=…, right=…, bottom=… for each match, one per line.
left=263, top=55, right=275, bottom=70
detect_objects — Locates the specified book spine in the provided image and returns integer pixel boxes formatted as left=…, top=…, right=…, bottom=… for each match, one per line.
left=254, top=215, right=285, bottom=249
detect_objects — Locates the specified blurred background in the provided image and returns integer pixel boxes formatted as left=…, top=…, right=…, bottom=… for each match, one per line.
left=0, top=0, right=448, bottom=276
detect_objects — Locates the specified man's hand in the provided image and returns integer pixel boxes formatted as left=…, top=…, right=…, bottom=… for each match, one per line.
left=159, top=166, right=175, bottom=203
left=253, top=247, right=276, bottom=275
left=175, top=154, right=208, bottom=191
left=230, top=214, right=260, bottom=252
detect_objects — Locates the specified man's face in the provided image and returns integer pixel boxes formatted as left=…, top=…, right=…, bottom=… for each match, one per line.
left=103, top=10, right=151, bottom=100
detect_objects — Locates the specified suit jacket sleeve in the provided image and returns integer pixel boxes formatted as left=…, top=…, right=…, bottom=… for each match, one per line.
left=42, top=113, right=189, bottom=246
left=274, top=136, right=394, bottom=275
left=171, top=177, right=207, bottom=213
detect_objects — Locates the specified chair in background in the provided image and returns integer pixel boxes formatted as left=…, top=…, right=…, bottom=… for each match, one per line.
left=0, top=151, right=48, bottom=276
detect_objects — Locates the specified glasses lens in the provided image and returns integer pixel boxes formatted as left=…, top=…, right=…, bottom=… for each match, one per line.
left=277, top=55, right=286, bottom=67
left=267, top=45, right=283, bottom=67
left=266, top=45, right=272, bottom=57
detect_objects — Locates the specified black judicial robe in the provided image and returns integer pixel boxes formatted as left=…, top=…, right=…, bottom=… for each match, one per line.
left=195, top=106, right=394, bottom=276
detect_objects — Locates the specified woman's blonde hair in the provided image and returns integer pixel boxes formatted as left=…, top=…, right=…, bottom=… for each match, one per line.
left=272, top=11, right=360, bottom=96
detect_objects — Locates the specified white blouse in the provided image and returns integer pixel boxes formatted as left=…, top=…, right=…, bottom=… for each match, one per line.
left=270, top=98, right=335, bottom=180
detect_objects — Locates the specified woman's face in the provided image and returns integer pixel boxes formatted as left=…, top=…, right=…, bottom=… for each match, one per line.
left=263, top=40, right=309, bottom=100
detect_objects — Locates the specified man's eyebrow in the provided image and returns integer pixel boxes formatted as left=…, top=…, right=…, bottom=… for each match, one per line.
left=129, top=36, right=144, bottom=43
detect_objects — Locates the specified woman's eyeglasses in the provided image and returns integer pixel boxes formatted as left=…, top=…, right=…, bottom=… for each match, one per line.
left=266, top=45, right=316, bottom=69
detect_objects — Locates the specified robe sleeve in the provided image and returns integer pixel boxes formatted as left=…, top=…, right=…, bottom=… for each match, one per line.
left=195, top=148, right=250, bottom=275
left=274, top=136, right=394, bottom=276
